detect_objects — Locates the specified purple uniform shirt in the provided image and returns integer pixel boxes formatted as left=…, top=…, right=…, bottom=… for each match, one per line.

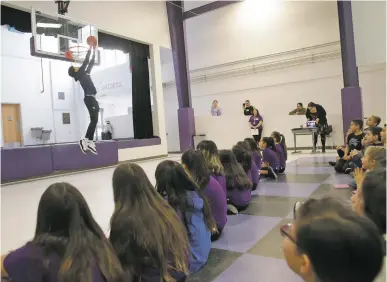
left=226, top=177, right=252, bottom=207
left=275, top=144, right=286, bottom=169
left=249, top=115, right=263, bottom=129
left=204, top=176, right=227, bottom=230
left=211, top=173, right=227, bottom=195
left=3, top=243, right=105, bottom=282
left=262, top=148, right=280, bottom=170
left=248, top=160, right=259, bottom=185
left=251, top=151, right=262, bottom=170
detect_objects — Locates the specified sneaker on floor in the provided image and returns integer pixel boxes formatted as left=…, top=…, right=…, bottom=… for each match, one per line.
left=293, top=201, right=302, bottom=219
left=267, top=166, right=278, bottom=179
left=329, top=161, right=336, bottom=166
left=345, top=168, right=353, bottom=174
left=87, top=140, right=98, bottom=155
left=227, top=204, right=238, bottom=215
left=79, top=139, right=88, bottom=154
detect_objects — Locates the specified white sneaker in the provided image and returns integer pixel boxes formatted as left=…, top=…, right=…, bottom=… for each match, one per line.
left=87, top=140, right=98, bottom=155
left=79, top=139, right=88, bottom=154
left=227, top=204, right=239, bottom=215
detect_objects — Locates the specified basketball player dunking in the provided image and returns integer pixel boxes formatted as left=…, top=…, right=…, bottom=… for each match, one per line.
left=68, top=45, right=99, bottom=154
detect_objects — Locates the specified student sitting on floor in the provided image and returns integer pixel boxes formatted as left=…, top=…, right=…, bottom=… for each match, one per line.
left=109, top=163, right=189, bottom=282
left=259, top=137, right=280, bottom=179
left=197, top=140, right=226, bottom=194
left=330, top=128, right=352, bottom=167
left=282, top=197, right=384, bottom=282
left=348, top=126, right=384, bottom=170
left=155, top=160, right=215, bottom=273
left=334, top=119, right=365, bottom=173
left=235, top=142, right=259, bottom=190
left=181, top=150, right=227, bottom=242
left=365, top=115, right=382, bottom=129
left=271, top=131, right=287, bottom=173
left=219, top=150, right=252, bottom=215
left=350, top=147, right=386, bottom=190
left=244, top=137, right=262, bottom=170
left=351, top=169, right=386, bottom=282
left=1, top=183, right=125, bottom=282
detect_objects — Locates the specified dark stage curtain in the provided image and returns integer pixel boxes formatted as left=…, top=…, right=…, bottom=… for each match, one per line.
left=131, top=54, right=154, bottom=139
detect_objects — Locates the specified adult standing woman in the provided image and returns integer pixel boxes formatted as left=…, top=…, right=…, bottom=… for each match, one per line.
left=248, top=108, right=263, bottom=142
left=211, top=100, right=222, bottom=116
left=306, top=102, right=329, bottom=153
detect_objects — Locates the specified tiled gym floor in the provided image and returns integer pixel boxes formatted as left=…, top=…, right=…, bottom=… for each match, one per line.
left=1, top=153, right=354, bottom=281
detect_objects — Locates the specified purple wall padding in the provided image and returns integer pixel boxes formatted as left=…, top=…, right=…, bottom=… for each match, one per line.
left=51, top=141, right=118, bottom=171
left=1, top=146, right=53, bottom=181
left=117, top=137, right=161, bottom=149
left=178, top=108, right=195, bottom=151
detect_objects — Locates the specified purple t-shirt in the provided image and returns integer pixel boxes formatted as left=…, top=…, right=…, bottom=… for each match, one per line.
left=3, top=243, right=105, bottom=282
left=211, top=174, right=227, bottom=195
left=251, top=151, right=262, bottom=170
left=247, top=160, right=259, bottom=184
left=249, top=115, right=263, bottom=129
left=262, top=148, right=280, bottom=170
left=204, top=176, right=227, bottom=230
left=275, top=144, right=286, bottom=169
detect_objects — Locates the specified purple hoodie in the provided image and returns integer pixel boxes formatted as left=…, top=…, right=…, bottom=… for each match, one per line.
left=204, top=176, right=227, bottom=230
left=262, top=148, right=280, bottom=170
left=211, top=174, right=227, bottom=195
left=248, top=160, right=259, bottom=185
left=275, top=144, right=286, bottom=169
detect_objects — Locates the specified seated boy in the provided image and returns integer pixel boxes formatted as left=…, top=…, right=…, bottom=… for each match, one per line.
left=334, top=119, right=364, bottom=173
left=282, top=197, right=384, bottom=282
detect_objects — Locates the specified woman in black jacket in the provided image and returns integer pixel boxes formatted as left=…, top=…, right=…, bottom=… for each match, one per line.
left=306, top=102, right=329, bottom=152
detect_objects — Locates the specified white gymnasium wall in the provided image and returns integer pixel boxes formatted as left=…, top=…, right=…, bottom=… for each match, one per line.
left=352, top=1, right=386, bottom=67
left=163, top=0, right=386, bottom=152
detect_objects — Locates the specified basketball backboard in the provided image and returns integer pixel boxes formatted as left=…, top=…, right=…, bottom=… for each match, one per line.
left=30, top=8, right=100, bottom=64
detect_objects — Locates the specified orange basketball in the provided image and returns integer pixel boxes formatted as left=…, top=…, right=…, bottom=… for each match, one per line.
left=65, top=50, right=73, bottom=60
left=87, top=36, right=97, bottom=47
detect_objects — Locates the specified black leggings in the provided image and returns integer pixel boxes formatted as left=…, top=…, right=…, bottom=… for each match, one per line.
left=334, top=159, right=350, bottom=173
left=252, top=128, right=263, bottom=143
left=84, top=96, right=99, bottom=140
left=314, top=132, right=326, bottom=148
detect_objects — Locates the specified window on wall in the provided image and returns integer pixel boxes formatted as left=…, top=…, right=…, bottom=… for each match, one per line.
left=95, top=49, right=129, bottom=71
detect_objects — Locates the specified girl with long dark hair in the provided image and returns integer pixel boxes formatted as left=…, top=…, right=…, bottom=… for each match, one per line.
left=197, top=140, right=226, bottom=194
left=155, top=160, right=215, bottom=273
left=1, top=183, right=125, bottom=282
left=244, top=138, right=262, bottom=170
left=109, top=163, right=189, bottom=282
left=235, top=142, right=259, bottom=191
left=219, top=150, right=252, bottom=215
left=271, top=131, right=287, bottom=173
left=181, top=150, right=227, bottom=242
left=259, top=137, right=279, bottom=179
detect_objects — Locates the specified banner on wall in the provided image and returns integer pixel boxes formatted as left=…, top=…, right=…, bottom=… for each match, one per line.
left=92, top=63, right=132, bottom=98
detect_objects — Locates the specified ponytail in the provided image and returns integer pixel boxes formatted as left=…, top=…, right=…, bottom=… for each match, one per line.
left=232, top=145, right=252, bottom=174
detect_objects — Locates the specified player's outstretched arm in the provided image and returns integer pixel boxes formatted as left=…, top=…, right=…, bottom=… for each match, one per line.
left=79, top=48, right=92, bottom=74
left=86, top=46, right=96, bottom=74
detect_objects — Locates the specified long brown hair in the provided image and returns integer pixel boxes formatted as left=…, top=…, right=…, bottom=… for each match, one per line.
left=197, top=140, right=224, bottom=176
left=109, top=163, right=189, bottom=282
left=33, top=183, right=125, bottom=282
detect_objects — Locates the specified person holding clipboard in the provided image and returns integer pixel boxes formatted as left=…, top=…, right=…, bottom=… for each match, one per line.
left=249, top=108, right=263, bottom=142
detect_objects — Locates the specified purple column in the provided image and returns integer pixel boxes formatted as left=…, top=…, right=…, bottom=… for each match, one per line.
left=166, top=1, right=195, bottom=151
left=337, top=0, right=363, bottom=139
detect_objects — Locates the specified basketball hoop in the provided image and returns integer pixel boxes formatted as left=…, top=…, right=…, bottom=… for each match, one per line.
left=65, top=45, right=89, bottom=61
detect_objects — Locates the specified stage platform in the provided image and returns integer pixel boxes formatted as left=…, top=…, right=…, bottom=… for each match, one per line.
left=1, top=137, right=161, bottom=183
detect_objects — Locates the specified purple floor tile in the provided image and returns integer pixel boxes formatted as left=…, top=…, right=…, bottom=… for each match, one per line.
left=212, top=214, right=281, bottom=253
left=284, top=166, right=334, bottom=174
left=212, top=254, right=302, bottom=282
left=323, top=174, right=352, bottom=184
left=257, top=182, right=320, bottom=197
